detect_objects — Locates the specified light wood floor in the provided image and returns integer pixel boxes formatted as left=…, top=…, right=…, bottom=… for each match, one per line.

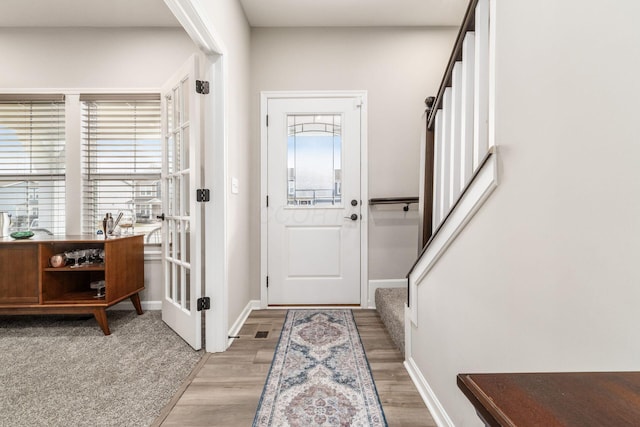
left=155, top=309, right=435, bottom=426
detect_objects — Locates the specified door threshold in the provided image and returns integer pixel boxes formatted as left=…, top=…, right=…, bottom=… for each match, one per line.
left=268, top=304, right=361, bottom=308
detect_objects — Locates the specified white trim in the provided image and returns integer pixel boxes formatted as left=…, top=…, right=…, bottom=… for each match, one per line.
left=0, top=88, right=161, bottom=94
left=259, top=90, right=369, bottom=309
left=144, top=249, right=163, bottom=262
left=64, top=94, right=82, bottom=235
left=404, top=357, right=455, bottom=427
left=164, top=0, right=229, bottom=353
left=488, top=0, right=497, bottom=151
left=260, top=94, right=269, bottom=309
left=367, top=279, right=407, bottom=309
left=409, top=148, right=498, bottom=326
left=163, top=0, right=225, bottom=55
left=109, top=300, right=162, bottom=311
left=473, top=0, right=490, bottom=168
left=359, top=94, right=369, bottom=309
left=227, top=299, right=261, bottom=347
left=204, top=54, right=229, bottom=353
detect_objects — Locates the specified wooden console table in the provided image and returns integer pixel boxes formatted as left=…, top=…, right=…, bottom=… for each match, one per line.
left=458, top=371, right=640, bottom=426
left=0, top=234, right=144, bottom=335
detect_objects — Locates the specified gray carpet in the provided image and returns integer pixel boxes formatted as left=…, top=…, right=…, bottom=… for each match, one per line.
left=0, top=310, right=202, bottom=427
left=375, top=288, right=407, bottom=356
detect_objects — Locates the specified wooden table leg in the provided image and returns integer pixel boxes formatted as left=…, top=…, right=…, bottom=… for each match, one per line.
left=130, top=293, right=144, bottom=315
left=93, top=308, right=111, bottom=335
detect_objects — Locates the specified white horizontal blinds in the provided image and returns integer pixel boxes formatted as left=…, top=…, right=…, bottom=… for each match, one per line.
left=81, top=96, right=162, bottom=241
left=0, top=97, right=66, bottom=235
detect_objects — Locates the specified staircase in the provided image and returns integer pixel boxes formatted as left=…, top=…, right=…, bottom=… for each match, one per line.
left=375, top=287, right=407, bottom=356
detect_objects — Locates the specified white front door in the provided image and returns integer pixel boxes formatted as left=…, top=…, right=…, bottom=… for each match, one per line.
left=266, top=96, right=363, bottom=305
left=160, top=55, right=203, bottom=349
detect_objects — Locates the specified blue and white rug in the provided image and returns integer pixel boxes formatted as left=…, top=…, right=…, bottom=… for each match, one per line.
left=253, top=310, right=387, bottom=427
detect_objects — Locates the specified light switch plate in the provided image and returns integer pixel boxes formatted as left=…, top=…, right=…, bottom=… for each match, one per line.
left=231, top=177, right=239, bottom=194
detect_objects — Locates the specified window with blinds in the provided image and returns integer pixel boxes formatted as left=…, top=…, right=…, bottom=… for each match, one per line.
left=0, top=96, right=66, bottom=235
left=81, top=96, right=162, bottom=242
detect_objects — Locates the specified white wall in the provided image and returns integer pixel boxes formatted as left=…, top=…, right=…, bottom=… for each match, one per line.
left=0, top=27, right=199, bottom=306
left=195, top=0, right=253, bottom=329
left=0, top=28, right=198, bottom=88
left=250, top=27, right=457, bottom=284
left=410, top=1, right=640, bottom=424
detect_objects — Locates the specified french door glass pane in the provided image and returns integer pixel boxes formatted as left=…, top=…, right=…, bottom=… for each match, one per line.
left=183, top=126, right=190, bottom=170
left=182, top=78, right=190, bottom=123
left=167, top=262, right=173, bottom=300
left=175, top=132, right=181, bottom=173
left=185, top=269, right=191, bottom=310
left=176, top=264, right=182, bottom=307
left=182, top=174, right=190, bottom=216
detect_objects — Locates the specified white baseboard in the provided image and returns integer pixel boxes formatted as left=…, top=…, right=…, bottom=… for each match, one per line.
left=108, top=300, right=162, bottom=311
left=404, top=357, right=454, bottom=427
left=227, top=299, right=261, bottom=347
left=367, top=279, right=407, bottom=309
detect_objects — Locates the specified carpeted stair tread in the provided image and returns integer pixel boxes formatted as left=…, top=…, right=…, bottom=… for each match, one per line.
left=375, top=288, right=407, bottom=356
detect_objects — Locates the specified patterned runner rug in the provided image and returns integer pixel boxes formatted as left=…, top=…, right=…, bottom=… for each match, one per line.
left=253, top=309, right=387, bottom=427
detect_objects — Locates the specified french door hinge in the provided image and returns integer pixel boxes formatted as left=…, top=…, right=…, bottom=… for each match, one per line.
left=196, top=80, right=210, bottom=95
left=266, top=276, right=269, bottom=288
left=197, top=297, right=211, bottom=311
left=266, top=115, right=269, bottom=127
left=266, top=195, right=269, bottom=207
left=196, top=188, right=210, bottom=202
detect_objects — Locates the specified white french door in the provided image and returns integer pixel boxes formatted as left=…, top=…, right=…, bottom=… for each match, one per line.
left=160, top=55, right=203, bottom=349
left=266, top=96, right=363, bottom=305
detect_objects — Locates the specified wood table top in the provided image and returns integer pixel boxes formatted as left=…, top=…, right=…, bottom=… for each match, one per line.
left=458, top=371, right=640, bottom=426
left=0, top=234, right=141, bottom=244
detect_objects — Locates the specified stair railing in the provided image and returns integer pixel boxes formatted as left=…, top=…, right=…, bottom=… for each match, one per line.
left=409, top=0, right=496, bottom=313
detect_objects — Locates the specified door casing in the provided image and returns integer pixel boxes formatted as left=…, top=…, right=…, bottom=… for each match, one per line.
left=165, top=0, right=228, bottom=352
left=260, top=91, right=368, bottom=308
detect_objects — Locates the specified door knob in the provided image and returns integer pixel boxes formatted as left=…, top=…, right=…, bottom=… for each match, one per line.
left=344, top=214, right=358, bottom=221
left=156, top=213, right=165, bottom=221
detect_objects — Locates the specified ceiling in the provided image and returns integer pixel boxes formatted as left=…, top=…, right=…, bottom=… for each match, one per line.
left=239, top=0, right=468, bottom=27
left=0, top=0, right=467, bottom=28
left=0, top=0, right=181, bottom=27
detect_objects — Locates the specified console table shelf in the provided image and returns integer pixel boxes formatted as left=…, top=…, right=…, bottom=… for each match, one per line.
left=0, top=234, right=144, bottom=335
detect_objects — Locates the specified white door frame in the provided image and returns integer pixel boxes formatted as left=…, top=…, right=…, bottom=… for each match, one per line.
left=164, top=0, right=228, bottom=352
left=260, top=91, right=369, bottom=308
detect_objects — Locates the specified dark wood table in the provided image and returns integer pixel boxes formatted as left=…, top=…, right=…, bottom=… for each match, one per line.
left=0, top=234, right=144, bottom=335
left=458, top=372, right=640, bottom=426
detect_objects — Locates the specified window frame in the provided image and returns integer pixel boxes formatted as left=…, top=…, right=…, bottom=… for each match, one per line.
left=0, top=91, right=163, bottom=246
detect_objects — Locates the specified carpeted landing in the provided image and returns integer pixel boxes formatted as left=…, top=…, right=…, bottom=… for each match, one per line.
left=0, top=310, right=202, bottom=427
